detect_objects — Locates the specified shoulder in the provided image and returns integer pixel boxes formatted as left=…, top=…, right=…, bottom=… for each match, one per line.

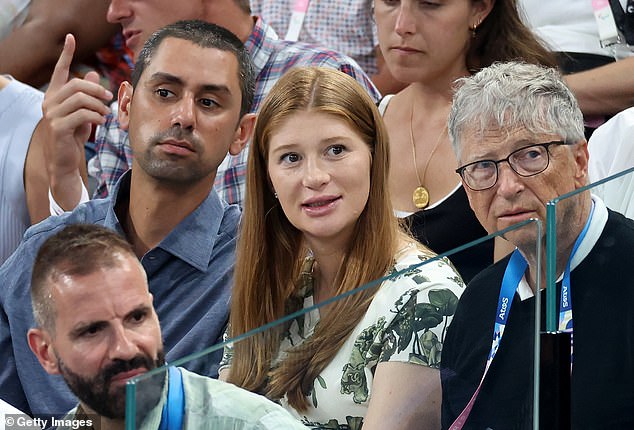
left=586, top=209, right=634, bottom=264
left=463, top=255, right=511, bottom=301
left=377, top=94, right=395, bottom=116
left=218, top=201, right=241, bottom=237
left=367, top=244, right=466, bottom=321
left=386, top=243, right=466, bottom=291
left=23, top=199, right=109, bottom=242
left=588, top=107, right=634, bottom=179
left=266, top=41, right=377, bottom=92
left=179, top=368, right=304, bottom=429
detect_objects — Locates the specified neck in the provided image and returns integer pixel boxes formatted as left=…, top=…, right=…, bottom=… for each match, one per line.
left=205, top=5, right=253, bottom=42
left=522, top=196, right=593, bottom=292
left=120, top=170, right=212, bottom=258
left=407, top=82, right=454, bottom=110
left=310, top=246, right=345, bottom=305
left=407, top=63, right=470, bottom=99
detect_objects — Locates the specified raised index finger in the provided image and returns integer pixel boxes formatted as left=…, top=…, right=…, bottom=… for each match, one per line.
left=49, top=34, right=76, bottom=92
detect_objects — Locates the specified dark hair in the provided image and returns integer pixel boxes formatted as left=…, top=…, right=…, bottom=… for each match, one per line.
left=131, top=19, right=255, bottom=117
left=31, top=224, right=138, bottom=331
left=468, top=0, right=558, bottom=70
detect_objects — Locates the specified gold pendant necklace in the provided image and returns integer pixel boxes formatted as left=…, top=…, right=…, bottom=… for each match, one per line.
left=409, top=100, right=447, bottom=209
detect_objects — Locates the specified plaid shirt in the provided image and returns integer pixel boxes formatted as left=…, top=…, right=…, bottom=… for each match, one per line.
left=89, top=17, right=380, bottom=204
left=250, top=0, right=378, bottom=74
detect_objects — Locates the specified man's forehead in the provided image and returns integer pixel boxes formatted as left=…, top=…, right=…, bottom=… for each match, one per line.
left=141, top=37, right=240, bottom=86
left=462, top=125, right=559, bottom=158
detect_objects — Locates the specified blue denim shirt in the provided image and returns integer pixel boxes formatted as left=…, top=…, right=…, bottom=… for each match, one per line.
left=0, top=171, right=240, bottom=417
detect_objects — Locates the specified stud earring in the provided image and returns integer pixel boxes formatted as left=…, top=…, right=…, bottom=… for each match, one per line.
left=471, top=18, right=482, bottom=38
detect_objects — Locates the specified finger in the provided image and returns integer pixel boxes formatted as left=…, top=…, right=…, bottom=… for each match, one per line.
left=47, top=94, right=111, bottom=122
left=43, top=79, right=113, bottom=115
left=49, top=34, right=76, bottom=92
left=83, top=71, right=114, bottom=101
left=48, top=109, right=108, bottom=138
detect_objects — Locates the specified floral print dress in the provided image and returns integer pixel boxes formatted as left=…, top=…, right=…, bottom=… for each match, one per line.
left=221, top=243, right=465, bottom=429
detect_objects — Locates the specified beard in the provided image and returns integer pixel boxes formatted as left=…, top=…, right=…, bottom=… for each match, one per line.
left=136, top=126, right=212, bottom=184
left=58, top=350, right=166, bottom=419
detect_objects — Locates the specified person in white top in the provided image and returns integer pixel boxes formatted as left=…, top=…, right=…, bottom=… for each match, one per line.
left=520, top=0, right=634, bottom=120
left=588, top=106, right=634, bottom=218
left=0, top=75, right=49, bottom=264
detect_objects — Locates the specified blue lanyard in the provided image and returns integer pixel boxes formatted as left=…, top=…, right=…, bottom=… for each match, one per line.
left=158, top=367, right=185, bottom=430
left=489, top=249, right=527, bottom=360
left=559, top=202, right=595, bottom=332
left=449, top=249, right=527, bottom=429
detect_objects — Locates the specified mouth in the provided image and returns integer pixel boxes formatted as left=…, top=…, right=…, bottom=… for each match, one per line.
left=302, top=196, right=341, bottom=207
left=498, top=209, right=535, bottom=222
left=122, top=30, right=143, bottom=49
left=157, top=139, right=195, bottom=155
left=300, top=196, right=342, bottom=215
left=391, top=46, right=422, bottom=54
left=110, top=368, right=148, bottom=385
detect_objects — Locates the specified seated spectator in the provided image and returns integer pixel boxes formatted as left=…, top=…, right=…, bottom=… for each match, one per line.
left=0, top=20, right=253, bottom=417
left=250, top=0, right=405, bottom=94
left=40, top=0, right=379, bottom=214
left=520, top=0, right=634, bottom=134
left=221, top=67, right=464, bottom=429
left=0, top=75, right=50, bottom=264
left=374, top=0, right=557, bottom=282
left=27, top=224, right=306, bottom=429
left=0, top=0, right=130, bottom=92
left=588, top=106, right=634, bottom=218
left=441, top=61, right=634, bottom=429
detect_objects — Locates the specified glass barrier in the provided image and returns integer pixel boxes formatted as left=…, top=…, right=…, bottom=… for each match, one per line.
left=125, top=220, right=542, bottom=430
left=540, top=166, right=634, bottom=429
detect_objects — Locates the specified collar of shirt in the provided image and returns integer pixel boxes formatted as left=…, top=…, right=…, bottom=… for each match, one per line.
left=105, top=170, right=234, bottom=272
left=517, top=194, right=609, bottom=300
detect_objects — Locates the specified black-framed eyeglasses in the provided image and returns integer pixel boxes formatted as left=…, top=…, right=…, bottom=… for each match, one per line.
left=455, top=141, right=567, bottom=191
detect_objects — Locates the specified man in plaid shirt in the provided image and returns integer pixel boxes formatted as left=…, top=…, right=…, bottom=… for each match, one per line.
left=49, top=0, right=379, bottom=209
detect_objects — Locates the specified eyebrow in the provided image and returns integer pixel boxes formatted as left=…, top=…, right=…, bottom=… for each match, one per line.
left=467, top=138, right=537, bottom=162
left=69, top=304, right=153, bottom=338
left=147, top=72, right=232, bottom=94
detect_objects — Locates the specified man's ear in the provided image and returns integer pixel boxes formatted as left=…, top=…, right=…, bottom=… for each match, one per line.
left=229, top=113, right=257, bottom=156
left=117, top=81, right=134, bottom=131
left=573, top=140, right=590, bottom=188
left=28, top=328, right=60, bottom=375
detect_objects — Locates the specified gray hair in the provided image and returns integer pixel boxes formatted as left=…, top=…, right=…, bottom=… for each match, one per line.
left=448, top=61, right=585, bottom=160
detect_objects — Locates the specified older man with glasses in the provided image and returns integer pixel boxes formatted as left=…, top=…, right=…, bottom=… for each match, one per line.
left=440, top=61, right=634, bottom=430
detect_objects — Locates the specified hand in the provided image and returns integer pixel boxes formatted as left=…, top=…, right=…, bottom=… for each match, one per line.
left=41, top=33, right=113, bottom=210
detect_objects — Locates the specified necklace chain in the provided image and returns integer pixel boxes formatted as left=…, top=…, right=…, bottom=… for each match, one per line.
left=409, top=100, right=447, bottom=209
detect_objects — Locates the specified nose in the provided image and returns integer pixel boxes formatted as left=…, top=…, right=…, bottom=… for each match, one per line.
left=395, top=3, right=416, bottom=37
left=109, top=324, right=139, bottom=361
left=172, top=96, right=196, bottom=130
left=302, top=157, right=330, bottom=189
left=107, top=0, right=132, bottom=24
left=496, top=162, right=525, bottom=198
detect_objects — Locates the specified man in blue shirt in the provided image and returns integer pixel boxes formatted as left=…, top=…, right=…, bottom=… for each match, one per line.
left=0, top=19, right=255, bottom=417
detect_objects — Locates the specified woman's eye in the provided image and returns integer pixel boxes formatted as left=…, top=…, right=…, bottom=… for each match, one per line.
left=327, top=145, right=346, bottom=156
left=281, top=153, right=301, bottom=163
